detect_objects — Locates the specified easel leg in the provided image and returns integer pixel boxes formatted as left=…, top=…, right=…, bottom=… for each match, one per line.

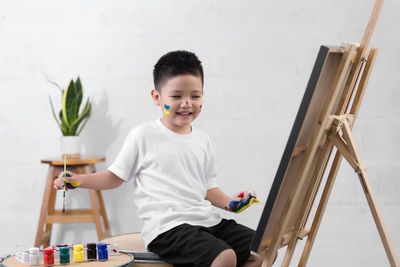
left=282, top=143, right=334, bottom=266
left=356, top=168, right=399, bottom=266
left=341, top=122, right=399, bottom=267
left=260, top=250, right=277, bottom=267
left=298, top=151, right=343, bottom=267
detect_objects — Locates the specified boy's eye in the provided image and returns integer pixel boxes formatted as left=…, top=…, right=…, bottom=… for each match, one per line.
left=192, top=96, right=201, bottom=99
left=171, top=96, right=181, bottom=98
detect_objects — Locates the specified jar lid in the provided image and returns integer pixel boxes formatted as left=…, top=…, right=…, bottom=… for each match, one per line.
left=87, top=243, right=97, bottom=250
left=44, top=248, right=54, bottom=255
left=29, top=247, right=39, bottom=254
left=97, top=243, right=107, bottom=250
left=59, top=247, right=69, bottom=254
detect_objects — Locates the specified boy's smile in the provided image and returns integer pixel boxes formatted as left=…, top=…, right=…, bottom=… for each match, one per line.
left=151, top=74, right=203, bottom=135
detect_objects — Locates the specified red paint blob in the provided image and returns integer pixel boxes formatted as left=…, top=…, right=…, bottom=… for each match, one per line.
left=200, top=105, right=202, bottom=109
left=186, top=101, right=188, bottom=105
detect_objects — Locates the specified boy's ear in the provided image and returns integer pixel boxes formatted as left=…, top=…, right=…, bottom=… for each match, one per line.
left=151, top=89, right=161, bottom=106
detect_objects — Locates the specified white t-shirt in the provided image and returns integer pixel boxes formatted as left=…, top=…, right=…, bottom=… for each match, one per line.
left=108, top=119, right=222, bottom=246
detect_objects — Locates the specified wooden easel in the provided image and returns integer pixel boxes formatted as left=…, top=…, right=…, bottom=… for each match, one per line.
left=254, top=0, right=399, bottom=266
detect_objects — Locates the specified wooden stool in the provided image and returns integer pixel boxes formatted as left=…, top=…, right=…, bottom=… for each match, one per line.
left=34, top=156, right=110, bottom=248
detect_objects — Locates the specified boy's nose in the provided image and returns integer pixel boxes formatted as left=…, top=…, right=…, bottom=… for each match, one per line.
left=180, top=100, right=191, bottom=107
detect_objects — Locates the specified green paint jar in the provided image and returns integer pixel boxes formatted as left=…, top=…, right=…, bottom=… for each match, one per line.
left=59, top=247, right=70, bottom=265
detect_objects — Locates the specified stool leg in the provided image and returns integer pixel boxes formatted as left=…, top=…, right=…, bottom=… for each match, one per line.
left=96, top=190, right=110, bottom=237
left=89, top=189, right=104, bottom=241
left=35, top=165, right=55, bottom=248
left=85, top=164, right=108, bottom=239
left=43, top=175, right=58, bottom=247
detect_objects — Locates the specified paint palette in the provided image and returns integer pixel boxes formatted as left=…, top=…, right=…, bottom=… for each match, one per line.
left=2, top=252, right=133, bottom=267
left=13, top=243, right=119, bottom=265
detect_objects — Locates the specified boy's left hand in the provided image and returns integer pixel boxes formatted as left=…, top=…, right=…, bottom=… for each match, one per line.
left=227, top=189, right=259, bottom=213
left=232, top=189, right=257, bottom=202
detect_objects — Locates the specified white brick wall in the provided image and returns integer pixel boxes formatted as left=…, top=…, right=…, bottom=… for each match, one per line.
left=0, top=1, right=399, bottom=266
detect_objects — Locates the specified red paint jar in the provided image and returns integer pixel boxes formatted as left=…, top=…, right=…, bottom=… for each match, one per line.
left=43, top=247, right=54, bottom=266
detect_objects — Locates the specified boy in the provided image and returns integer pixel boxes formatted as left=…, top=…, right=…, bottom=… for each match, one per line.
left=54, top=50, right=263, bottom=267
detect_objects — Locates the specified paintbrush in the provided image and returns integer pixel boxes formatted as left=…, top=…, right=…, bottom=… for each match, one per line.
left=62, top=155, right=66, bottom=213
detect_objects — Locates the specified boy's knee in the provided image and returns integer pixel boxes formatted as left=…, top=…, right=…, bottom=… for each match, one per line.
left=211, top=249, right=237, bottom=267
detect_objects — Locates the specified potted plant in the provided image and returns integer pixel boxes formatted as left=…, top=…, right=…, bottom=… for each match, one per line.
left=49, top=77, right=92, bottom=158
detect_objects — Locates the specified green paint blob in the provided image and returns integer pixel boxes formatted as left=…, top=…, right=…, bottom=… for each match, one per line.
left=164, top=104, right=170, bottom=110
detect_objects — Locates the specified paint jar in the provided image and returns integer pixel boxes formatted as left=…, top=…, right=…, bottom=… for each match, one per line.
left=59, top=247, right=70, bottom=265
left=109, top=243, right=119, bottom=255
left=28, top=247, right=40, bottom=265
left=97, top=243, right=108, bottom=262
left=73, top=244, right=84, bottom=263
left=87, top=243, right=97, bottom=261
left=43, top=247, right=54, bottom=266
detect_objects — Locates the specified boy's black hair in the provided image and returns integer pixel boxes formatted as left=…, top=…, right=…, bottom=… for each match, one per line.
left=153, top=50, right=204, bottom=92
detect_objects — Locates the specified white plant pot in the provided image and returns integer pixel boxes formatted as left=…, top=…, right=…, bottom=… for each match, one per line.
left=60, top=136, right=81, bottom=158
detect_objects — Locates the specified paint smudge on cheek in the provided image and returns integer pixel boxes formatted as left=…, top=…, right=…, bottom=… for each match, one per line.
left=163, top=104, right=170, bottom=115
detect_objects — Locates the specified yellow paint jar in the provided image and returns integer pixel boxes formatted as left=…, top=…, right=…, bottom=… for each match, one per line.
left=73, top=244, right=84, bottom=262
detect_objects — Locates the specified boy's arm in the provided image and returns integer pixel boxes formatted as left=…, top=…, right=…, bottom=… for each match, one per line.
left=54, top=170, right=124, bottom=191
left=205, top=187, right=231, bottom=210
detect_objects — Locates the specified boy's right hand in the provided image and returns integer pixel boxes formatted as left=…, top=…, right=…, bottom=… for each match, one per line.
left=53, top=171, right=80, bottom=190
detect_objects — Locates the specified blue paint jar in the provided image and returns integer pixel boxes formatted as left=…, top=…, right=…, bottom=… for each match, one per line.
left=97, top=243, right=108, bottom=262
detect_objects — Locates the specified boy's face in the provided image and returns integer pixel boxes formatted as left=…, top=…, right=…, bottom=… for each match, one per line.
left=151, top=74, right=203, bottom=134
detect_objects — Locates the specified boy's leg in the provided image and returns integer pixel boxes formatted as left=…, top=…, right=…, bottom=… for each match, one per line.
left=211, top=219, right=262, bottom=267
left=210, top=249, right=236, bottom=267
left=243, top=252, right=263, bottom=267
left=210, top=249, right=262, bottom=267
left=148, top=223, right=234, bottom=267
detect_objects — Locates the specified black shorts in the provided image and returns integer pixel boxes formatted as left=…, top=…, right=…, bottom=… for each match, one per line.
left=147, top=219, right=255, bottom=267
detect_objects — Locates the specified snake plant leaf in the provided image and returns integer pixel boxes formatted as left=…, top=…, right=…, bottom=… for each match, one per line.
left=51, top=77, right=91, bottom=136
left=74, top=78, right=83, bottom=117
left=76, top=115, right=90, bottom=135
left=60, top=121, right=69, bottom=136
left=49, top=96, right=62, bottom=128
left=75, top=77, right=83, bottom=113
left=57, top=110, right=69, bottom=135
left=75, top=77, right=82, bottom=95
left=76, top=102, right=92, bottom=135
left=70, top=98, right=91, bottom=129
left=62, top=80, right=72, bottom=128
left=73, top=102, right=92, bottom=135
left=62, top=79, right=83, bottom=129
left=48, top=80, right=64, bottom=93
